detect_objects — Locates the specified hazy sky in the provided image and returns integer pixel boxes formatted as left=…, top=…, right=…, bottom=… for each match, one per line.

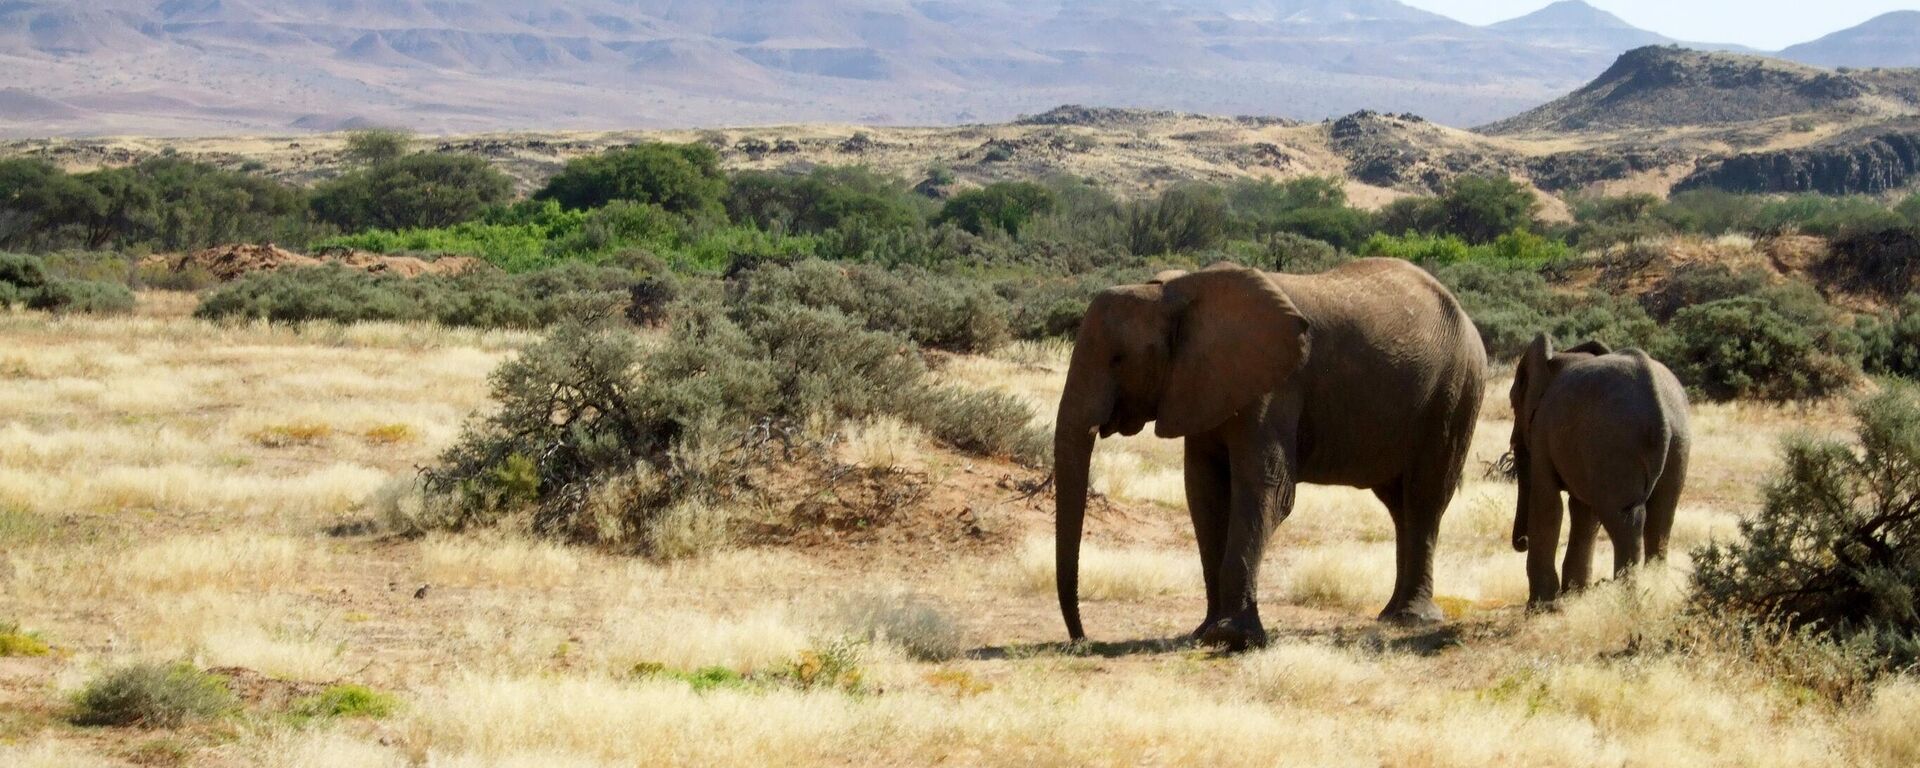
left=1399, top=0, right=1919, bottom=49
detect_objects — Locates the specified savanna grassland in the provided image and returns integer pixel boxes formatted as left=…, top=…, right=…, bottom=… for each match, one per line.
left=2, top=292, right=1916, bottom=768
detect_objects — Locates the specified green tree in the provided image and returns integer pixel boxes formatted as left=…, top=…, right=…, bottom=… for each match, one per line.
left=1225, top=177, right=1374, bottom=251
left=934, top=182, right=1056, bottom=237
left=313, top=153, right=513, bottom=232
left=1434, top=175, right=1538, bottom=244
left=727, top=167, right=929, bottom=235
left=535, top=143, right=727, bottom=217
left=1126, top=185, right=1229, bottom=255
left=343, top=129, right=413, bottom=165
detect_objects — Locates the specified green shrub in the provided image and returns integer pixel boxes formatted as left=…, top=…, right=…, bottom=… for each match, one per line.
left=1899, top=193, right=1920, bottom=227
left=27, top=279, right=135, bottom=314
left=70, top=662, right=236, bottom=728
left=0, top=251, right=50, bottom=289
left=1663, top=296, right=1857, bottom=401
left=312, top=152, right=512, bottom=232
left=290, top=684, right=397, bottom=720
left=535, top=143, right=727, bottom=217
left=1639, top=264, right=1775, bottom=322
left=1861, top=295, right=1920, bottom=379
left=1692, top=389, right=1920, bottom=668
left=1434, top=262, right=1667, bottom=361
left=1244, top=231, right=1349, bottom=274
left=1659, top=189, right=1765, bottom=235
left=195, top=264, right=637, bottom=329
left=1754, top=195, right=1907, bottom=237
left=735, top=260, right=1011, bottom=353
left=1361, top=230, right=1567, bottom=268
left=420, top=297, right=1044, bottom=543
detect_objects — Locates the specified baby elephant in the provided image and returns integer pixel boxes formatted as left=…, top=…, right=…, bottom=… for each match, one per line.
left=1509, top=334, right=1690, bottom=606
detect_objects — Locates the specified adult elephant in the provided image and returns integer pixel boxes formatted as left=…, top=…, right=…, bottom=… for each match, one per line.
left=1054, top=259, right=1486, bottom=650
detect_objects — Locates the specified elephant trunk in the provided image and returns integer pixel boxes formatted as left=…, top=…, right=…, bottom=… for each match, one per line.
left=1511, top=448, right=1530, bottom=553
left=1055, top=425, right=1094, bottom=642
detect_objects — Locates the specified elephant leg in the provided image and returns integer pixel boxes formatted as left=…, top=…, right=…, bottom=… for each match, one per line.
left=1199, top=478, right=1288, bottom=651
left=1184, top=439, right=1232, bottom=637
left=1525, top=465, right=1566, bottom=608
left=1643, top=442, right=1688, bottom=562
left=1561, top=499, right=1599, bottom=594
left=1601, top=504, right=1647, bottom=578
left=1379, top=477, right=1447, bottom=623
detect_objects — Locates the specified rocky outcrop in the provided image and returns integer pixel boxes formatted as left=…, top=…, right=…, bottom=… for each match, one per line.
left=1676, top=130, right=1920, bottom=194
left=1525, top=147, right=1693, bottom=191
left=1331, top=111, right=1517, bottom=193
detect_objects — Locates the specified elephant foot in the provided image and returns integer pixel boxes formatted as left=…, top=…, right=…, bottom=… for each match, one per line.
left=1198, top=616, right=1268, bottom=653
left=1378, top=598, right=1445, bottom=625
left=1526, top=599, right=1561, bottom=615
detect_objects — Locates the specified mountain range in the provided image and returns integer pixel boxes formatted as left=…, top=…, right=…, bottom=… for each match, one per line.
left=0, top=1, right=1915, bottom=137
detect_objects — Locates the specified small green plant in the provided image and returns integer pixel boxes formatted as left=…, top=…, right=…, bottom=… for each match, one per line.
left=776, top=640, right=867, bottom=693
left=70, top=662, right=237, bottom=728
left=0, top=621, right=51, bottom=657
left=290, top=684, right=397, bottom=720
left=628, top=663, right=751, bottom=692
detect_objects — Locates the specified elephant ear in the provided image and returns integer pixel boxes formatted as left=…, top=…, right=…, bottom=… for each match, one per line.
left=1154, top=264, right=1309, bottom=438
left=1564, top=339, right=1612, bottom=356
left=1515, top=333, right=1557, bottom=437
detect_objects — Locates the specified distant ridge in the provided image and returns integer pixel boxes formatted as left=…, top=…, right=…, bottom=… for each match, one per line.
left=1489, top=0, right=1672, bottom=51
left=1781, top=11, right=1920, bottom=69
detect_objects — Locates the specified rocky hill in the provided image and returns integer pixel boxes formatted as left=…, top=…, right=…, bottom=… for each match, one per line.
left=1479, top=47, right=1920, bottom=136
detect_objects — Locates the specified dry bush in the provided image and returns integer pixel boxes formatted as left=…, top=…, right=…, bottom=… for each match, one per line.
left=827, top=590, right=964, bottom=661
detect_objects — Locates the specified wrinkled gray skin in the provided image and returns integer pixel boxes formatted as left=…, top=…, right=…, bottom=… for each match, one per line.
left=1054, top=260, right=1487, bottom=651
left=1509, top=334, right=1692, bottom=606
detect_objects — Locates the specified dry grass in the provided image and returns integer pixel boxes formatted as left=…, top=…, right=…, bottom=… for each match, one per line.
left=1011, top=538, right=1199, bottom=602
left=0, top=299, right=1898, bottom=767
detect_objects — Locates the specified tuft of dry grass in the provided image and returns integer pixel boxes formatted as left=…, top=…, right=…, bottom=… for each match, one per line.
left=1276, top=544, right=1394, bottom=612
left=840, top=416, right=929, bottom=470
left=598, top=607, right=812, bottom=676
left=421, top=535, right=586, bottom=589
left=119, top=534, right=327, bottom=593
left=1859, top=678, right=1920, bottom=766
left=1011, top=538, right=1198, bottom=601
